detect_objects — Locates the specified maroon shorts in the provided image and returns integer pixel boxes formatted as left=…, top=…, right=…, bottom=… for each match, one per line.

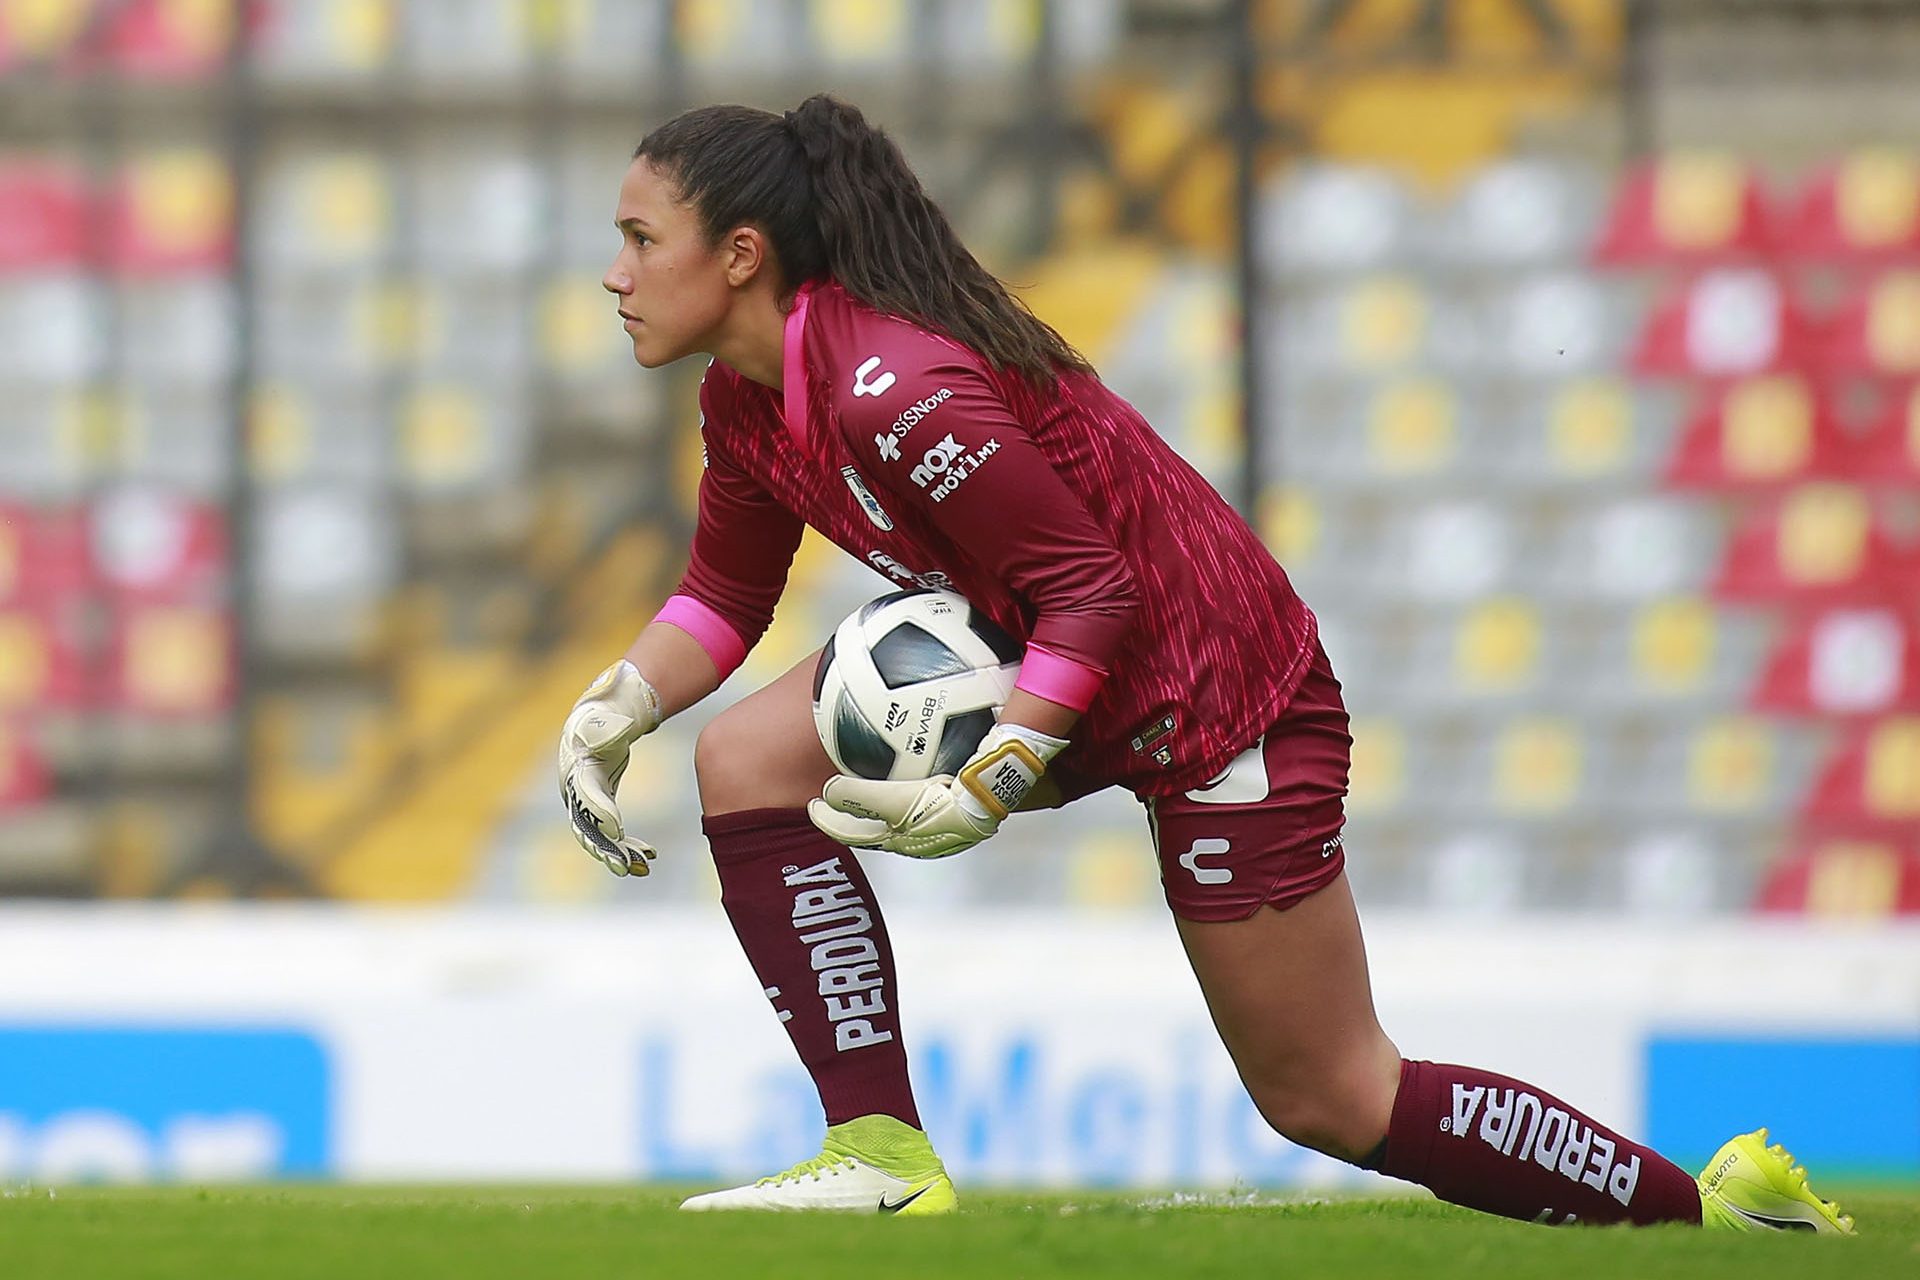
left=1145, top=641, right=1352, bottom=922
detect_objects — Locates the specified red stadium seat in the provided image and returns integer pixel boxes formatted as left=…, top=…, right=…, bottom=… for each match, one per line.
left=0, top=162, right=90, bottom=272
left=1850, top=380, right=1920, bottom=486
left=106, top=602, right=234, bottom=716
left=1825, top=270, right=1920, bottom=379
left=1711, top=483, right=1920, bottom=606
left=1630, top=269, right=1820, bottom=380
left=0, top=504, right=94, bottom=605
left=1594, top=153, right=1776, bottom=267
left=1751, top=607, right=1920, bottom=717
left=1778, top=150, right=1920, bottom=263
left=1755, top=830, right=1920, bottom=917
left=1799, top=715, right=1920, bottom=831
left=1663, top=376, right=1850, bottom=491
left=0, top=720, right=50, bottom=813
left=98, top=151, right=234, bottom=275
left=101, top=0, right=232, bottom=80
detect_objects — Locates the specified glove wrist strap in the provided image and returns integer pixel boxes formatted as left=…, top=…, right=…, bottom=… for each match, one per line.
left=957, top=724, right=1068, bottom=823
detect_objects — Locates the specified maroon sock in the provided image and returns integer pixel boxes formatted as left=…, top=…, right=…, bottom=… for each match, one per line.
left=1377, top=1060, right=1701, bottom=1226
left=704, top=807, right=921, bottom=1129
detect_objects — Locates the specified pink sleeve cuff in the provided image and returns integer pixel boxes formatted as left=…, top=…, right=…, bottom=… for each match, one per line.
left=654, top=594, right=750, bottom=682
left=1013, top=642, right=1108, bottom=713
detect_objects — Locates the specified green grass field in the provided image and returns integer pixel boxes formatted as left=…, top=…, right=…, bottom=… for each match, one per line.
left=2, top=1186, right=1917, bottom=1280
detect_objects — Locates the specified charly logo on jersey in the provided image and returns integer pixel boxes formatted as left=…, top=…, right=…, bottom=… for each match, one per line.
left=910, top=434, right=1000, bottom=502
left=852, top=355, right=896, bottom=399
left=841, top=466, right=894, bottom=532
left=874, top=387, right=952, bottom=462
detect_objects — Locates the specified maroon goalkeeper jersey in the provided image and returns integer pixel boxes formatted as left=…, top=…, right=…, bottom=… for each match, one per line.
left=665, top=280, right=1318, bottom=797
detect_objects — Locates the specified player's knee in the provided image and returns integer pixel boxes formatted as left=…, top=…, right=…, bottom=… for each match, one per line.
left=1249, top=1056, right=1399, bottom=1165
left=693, top=710, right=764, bottom=815
left=694, top=706, right=822, bottom=816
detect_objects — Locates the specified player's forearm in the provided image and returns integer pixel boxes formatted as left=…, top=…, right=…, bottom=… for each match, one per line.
left=999, top=686, right=1079, bottom=740
left=622, top=620, right=723, bottom=720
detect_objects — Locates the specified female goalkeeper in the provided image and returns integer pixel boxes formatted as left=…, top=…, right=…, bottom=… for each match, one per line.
left=556, top=94, right=1848, bottom=1232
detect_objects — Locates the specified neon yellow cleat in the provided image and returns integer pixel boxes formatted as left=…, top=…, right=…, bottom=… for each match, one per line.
left=679, top=1114, right=958, bottom=1215
left=1697, top=1128, right=1856, bottom=1234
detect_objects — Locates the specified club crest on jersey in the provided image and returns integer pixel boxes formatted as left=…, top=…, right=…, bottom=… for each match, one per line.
left=852, top=355, right=896, bottom=399
left=841, top=466, right=894, bottom=531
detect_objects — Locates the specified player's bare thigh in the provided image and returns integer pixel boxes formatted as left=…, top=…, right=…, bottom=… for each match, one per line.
left=694, top=647, right=838, bottom=816
left=1174, top=871, right=1402, bottom=1163
left=694, top=643, right=1070, bottom=817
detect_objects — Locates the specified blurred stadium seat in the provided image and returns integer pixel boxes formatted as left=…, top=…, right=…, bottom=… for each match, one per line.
left=1594, top=152, right=1776, bottom=266
left=1752, top=608, right=1920, bottom=719
left=1850, top=380, right=1920, bottom=487
left=1712, top=483, right=1920, bottom=606
left=0, top=159, right=90, bottom=270
left=1662, top=376, right=1851, bottom=492
left=1259, top=165, right=1416, bottom=280
left=1630, top=268, right=1820, bottom=380
left=1825, top=269, right=1920, bottom=379
left=1800, top=716, right=1920, bottom=831
left=1779, top=149, right=1920, bottom=263
left=1756, top=830, right=1920, bottom=917
left=1425, top=158, right=1605, bottom=270
left=1474, top=272, right=1631, bottom=377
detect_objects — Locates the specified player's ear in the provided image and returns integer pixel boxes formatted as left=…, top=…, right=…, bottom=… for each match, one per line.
left=721, top=225, right=769, bottom=289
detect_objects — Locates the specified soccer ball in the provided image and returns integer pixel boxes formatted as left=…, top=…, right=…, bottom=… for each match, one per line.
left=813, top=589, right=1023, bottom=781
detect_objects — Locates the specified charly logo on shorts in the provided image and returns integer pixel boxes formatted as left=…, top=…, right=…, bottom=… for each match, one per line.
left=1177, top=838, right=1233, bottom=885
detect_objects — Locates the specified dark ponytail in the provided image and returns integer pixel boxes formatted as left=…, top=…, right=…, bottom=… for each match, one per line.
left=635, top=95, right=1091, bottom=384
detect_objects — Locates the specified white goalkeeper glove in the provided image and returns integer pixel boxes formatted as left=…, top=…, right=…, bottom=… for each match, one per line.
left=807, top=723, right=1069, bottom=859
left=557, top=658, right=663, bottom=877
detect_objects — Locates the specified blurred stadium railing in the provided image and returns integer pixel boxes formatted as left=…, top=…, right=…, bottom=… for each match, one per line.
left=1, top=0, right=1915, bottom=915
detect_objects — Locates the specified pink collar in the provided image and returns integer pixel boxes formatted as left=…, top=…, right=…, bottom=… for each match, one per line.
left=781, top=284, right=814, bottom=447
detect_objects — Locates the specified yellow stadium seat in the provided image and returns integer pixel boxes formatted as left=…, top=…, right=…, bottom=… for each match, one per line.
left=1492, top=717, right=1582, bottom=814
left=1367, top=379, right=1458, bottom=474
left=809, top=0, right=903, bottom=62
left=1067, top=833, right=1156, bottom=909
left=123, top=606, right=226, bottom=713
left=402, top=385, right=486, bottom=486
left=1687, top=717, right=1775, bottom=813
left=302, top=155, right=392, bottom=260
left=1547, top=378, right=1633, bottom=477
left=1863, top=717, right=1920, bottom=818
left=0, top=613, right=50, bottom=711
left=1779, top=483, right=1870, bottom=586
left=1630, top=597, right=1717, bottom=694
left=1453, top=597, right=1541, bottom=693
left=1346, top=715, right=1405, bottom=815
left=1653, top=152, right=1748, bottom=251
left=1339, top=274, right=1428, bottom=369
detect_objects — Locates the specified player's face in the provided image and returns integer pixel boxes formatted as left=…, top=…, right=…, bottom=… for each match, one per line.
left=603, top=159, right=734, bottom=368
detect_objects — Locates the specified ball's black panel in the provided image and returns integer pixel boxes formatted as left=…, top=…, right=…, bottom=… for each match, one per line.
left=833, top=689, right=898, bottom=780
left=933, top=709, right=996, bottom=776
left=870, top=621, right=970, bottom=690
left=965, top=611, right=1023, bottom=665
left=857, top=589, right=932, bottom=626
left=813, top=634, right=836, bottom=704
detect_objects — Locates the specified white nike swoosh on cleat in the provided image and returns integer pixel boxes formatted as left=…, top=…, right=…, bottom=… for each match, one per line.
left=1719, top=1199, right=1820, bottom=1231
